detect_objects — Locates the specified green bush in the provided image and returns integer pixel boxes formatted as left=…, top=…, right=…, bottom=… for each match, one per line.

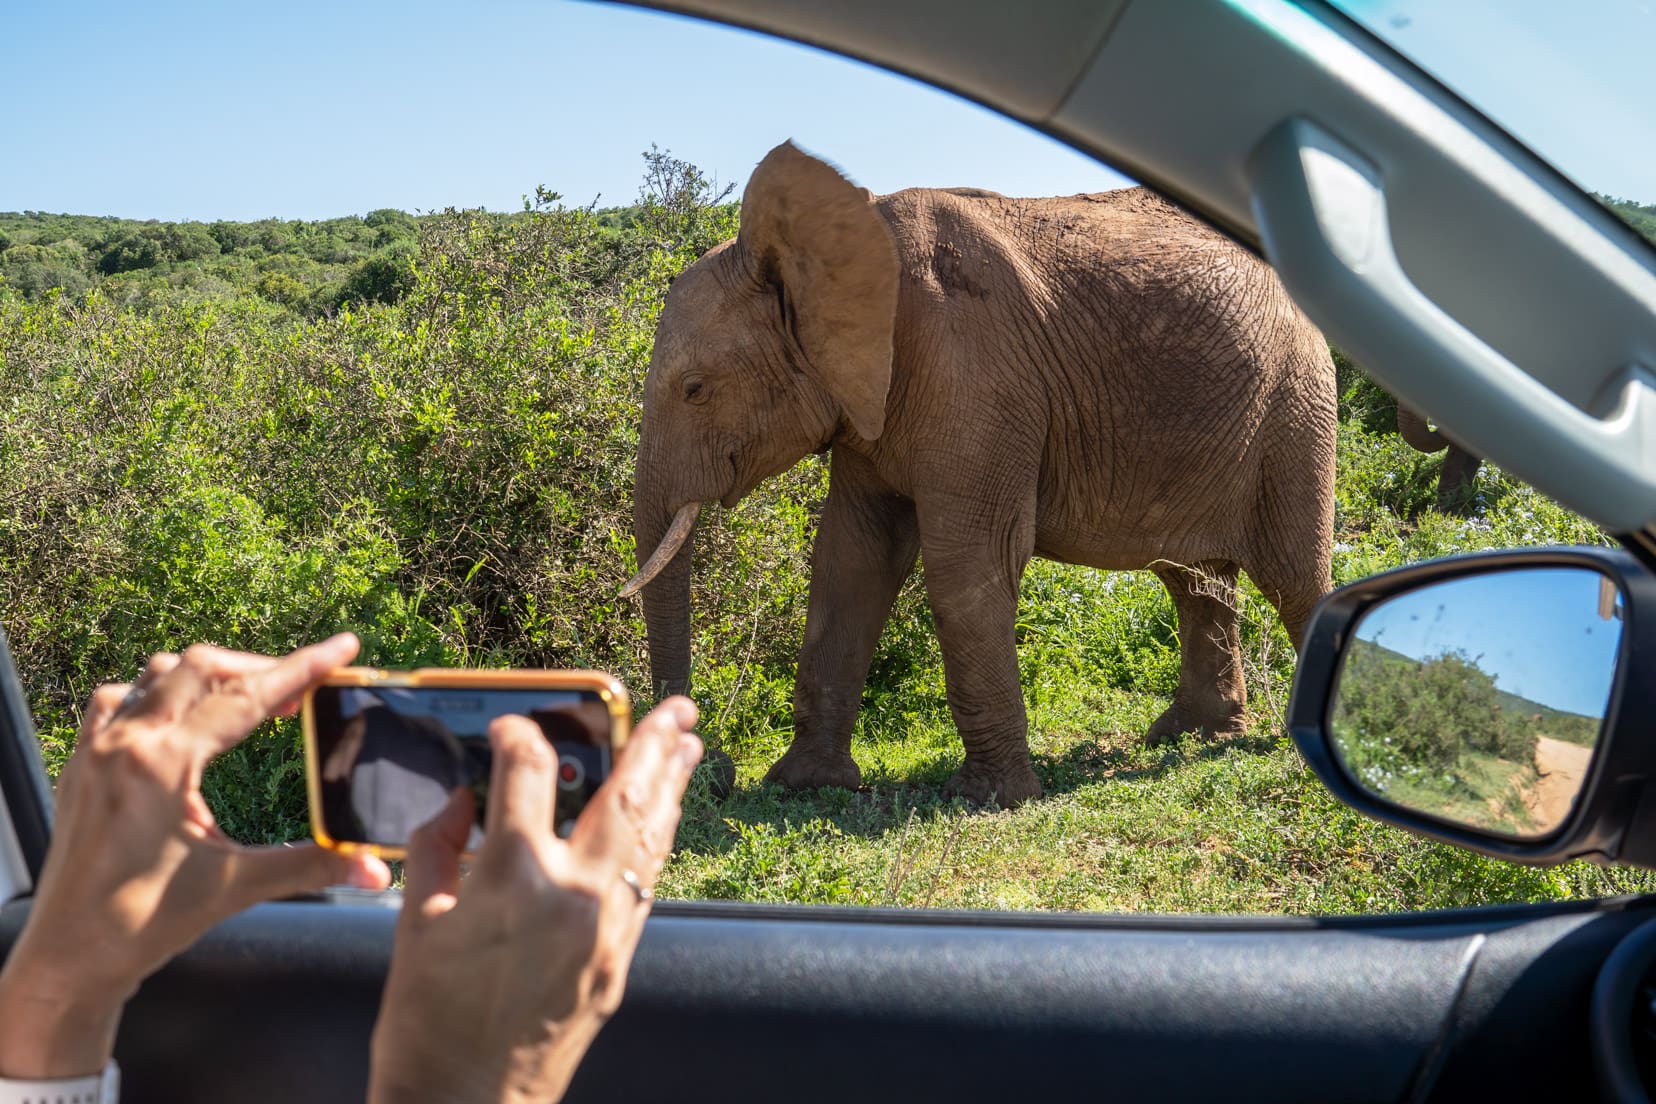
left=1333, top=642, right=1536, bottom=792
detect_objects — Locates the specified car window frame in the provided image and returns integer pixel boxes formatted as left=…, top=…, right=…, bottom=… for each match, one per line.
left=4, top=0, right=1656, bottom=919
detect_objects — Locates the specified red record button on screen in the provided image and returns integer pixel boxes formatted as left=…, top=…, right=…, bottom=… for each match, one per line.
left=557, top=756, right=584, bottom=788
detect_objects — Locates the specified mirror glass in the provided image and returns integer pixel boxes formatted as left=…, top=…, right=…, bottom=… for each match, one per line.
left=1329, top=567, right=1623, bottom=838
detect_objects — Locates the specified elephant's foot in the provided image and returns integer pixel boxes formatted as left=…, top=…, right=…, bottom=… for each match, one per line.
left=764, top=745, right=862, bottom=792
left=942, top=756, right=1042, bottom=809
left=1146, top=697, right=1247, bottom=746
left=699, top=747, right=737, bottom=802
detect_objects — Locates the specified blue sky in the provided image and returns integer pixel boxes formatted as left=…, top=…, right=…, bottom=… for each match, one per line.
left=1352, top=568, right=1623, bottom=718
left=2, top=0, right=1131, bottom=221
left=8, top=3, right=1651, bottom=220
left=12, top=1, right=1656, bottom=221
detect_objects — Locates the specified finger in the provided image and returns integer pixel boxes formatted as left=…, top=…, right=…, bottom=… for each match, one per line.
left=599, top=727, right=702, bottom=947
left=250, top=632, right=359, bottom=716
left=269, top=693, right=308, bottom=719
left=571, top=700, right=701, bottom=878
left=138, top=651, right=182, bottom=685
left=91, top=653, right=182, bottom=732
left=658, top=696, right=699, bottom=733
left=402, top=787, right=475, bottom=917
left=633, top=734, right=700, bottom=875
left=119, top=643, right=270, bottom=733
left=268, top=645, right=338, bottom=717
left=613, top=696, right=697, bottom=787
left=483, top=714, right=556, bottom=843
left=192, top=633, right=361, bottom=755
left=345, top=853, right=394, bottom=891
left=183, top=790, right=220, bottom=836
left=223, top=841, right=391, bottom=914
left=80, top=682, right=133, bottom=739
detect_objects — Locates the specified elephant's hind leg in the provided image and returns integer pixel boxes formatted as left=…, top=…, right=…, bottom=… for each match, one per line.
left=1436, top=445, right=1482, bottom=516
left=1246, top=550, right=1329, bottom=654
left=1146, top=560, right=1248, bottom=745
left=1245, top=426, right=1336, bottom=652
left=767, top=459, right=921, bottom=793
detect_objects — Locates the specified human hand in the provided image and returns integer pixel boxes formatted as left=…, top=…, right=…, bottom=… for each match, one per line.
left=367, top=697, right=703, bottom=1104
left=0, top=634, right=390, bottom=1079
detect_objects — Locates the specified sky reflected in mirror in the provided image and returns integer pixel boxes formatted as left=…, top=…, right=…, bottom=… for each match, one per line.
left=1352, top=567, right=1622, bottom=717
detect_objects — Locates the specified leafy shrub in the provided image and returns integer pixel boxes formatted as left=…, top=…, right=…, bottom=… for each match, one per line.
left=1333, top=642, right=1537, bottom=796
left=255, top=271, right=308, bottom=307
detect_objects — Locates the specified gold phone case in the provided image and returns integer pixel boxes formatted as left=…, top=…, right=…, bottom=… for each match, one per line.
left=301, top=667, right=631, bottom=860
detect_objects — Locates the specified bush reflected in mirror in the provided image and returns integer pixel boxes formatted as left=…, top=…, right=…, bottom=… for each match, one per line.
left=1329, top=567, right=1622, bottom=838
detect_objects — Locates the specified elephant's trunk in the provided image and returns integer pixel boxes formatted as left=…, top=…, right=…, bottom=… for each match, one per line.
left=628, top=498, right=701, bottom=700
left=1396, top=404, right=1447, bottom=453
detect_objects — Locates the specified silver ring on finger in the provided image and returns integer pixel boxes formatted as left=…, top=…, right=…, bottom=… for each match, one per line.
left=113, top=686, right=147, bottom=718
left=620, top=868, right=654, bottom=904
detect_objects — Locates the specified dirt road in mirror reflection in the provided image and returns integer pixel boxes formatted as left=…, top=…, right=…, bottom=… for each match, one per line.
left=1526, top=736, right=1593, bottom=830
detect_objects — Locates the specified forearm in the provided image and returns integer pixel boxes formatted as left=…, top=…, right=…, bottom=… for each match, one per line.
left=0, top=958, right=124, bottom=1078
left=367, top=1008, right=601, bottom=1104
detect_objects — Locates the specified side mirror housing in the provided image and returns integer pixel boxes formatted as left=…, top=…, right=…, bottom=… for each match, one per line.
left=1287, top=546, right=1656, bottom=867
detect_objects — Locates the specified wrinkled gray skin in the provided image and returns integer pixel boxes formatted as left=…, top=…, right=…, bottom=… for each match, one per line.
left=631, top=142, right=1336, bottom=807
left=1396, top=404, right=1481, bottom=515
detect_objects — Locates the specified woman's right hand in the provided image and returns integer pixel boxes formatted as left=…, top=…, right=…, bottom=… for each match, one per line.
left=367, top=697, right=703, bottom=1104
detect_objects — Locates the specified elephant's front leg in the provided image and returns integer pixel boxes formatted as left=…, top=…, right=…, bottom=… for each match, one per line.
left=765, top=471, right=920, bottom=792
left=919, top=511, right=1042, bottom=809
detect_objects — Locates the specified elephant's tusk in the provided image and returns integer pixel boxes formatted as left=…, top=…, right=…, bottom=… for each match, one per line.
left=620, top=502, right=702, bottom=598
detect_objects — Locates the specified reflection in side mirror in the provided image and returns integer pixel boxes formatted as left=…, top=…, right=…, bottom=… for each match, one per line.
left=1329, top=567, right=1623, bottom=839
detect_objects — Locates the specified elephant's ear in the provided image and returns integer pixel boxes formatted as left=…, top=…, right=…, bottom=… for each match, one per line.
left=739, top=141, right=899, bottom=441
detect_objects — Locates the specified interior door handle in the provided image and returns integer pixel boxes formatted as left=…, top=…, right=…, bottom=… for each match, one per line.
left=1246, top=117, right=1656, bottom=533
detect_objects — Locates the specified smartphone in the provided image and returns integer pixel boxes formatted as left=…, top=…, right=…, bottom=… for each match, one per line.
left=301, top=668, right=629, bottom=859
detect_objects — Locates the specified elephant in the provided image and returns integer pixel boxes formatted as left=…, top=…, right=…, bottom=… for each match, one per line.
left=1396, top=403, right=1482, bottom=515
left=623, top=141, right=1336, bottom=807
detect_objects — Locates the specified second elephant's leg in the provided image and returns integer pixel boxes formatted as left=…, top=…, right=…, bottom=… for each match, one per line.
left=1436, top=445, right=1482, bottom=515
left=920, top=520, right=1042, bottom=808
left=765, top=473, right=920, bottom=791
left=1146, top=560, right=1248, bottom=745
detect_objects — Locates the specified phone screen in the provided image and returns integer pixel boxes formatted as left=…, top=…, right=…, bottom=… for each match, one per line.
left=309, top=684, right=614, bottom=850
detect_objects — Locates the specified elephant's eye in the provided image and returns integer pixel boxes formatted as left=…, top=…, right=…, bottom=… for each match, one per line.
left=683, top=377, right=709, bottom=404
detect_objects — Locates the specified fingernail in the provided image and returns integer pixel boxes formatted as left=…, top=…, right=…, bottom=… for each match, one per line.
left=677, top=734, right=703, bottom=772
left=669, top=697, right=699, bottom=729
left=345, top=857, right=389, bottom=890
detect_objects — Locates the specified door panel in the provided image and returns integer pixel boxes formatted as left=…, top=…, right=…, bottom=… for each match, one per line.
left=2, top=897, right=1646, bottom=1103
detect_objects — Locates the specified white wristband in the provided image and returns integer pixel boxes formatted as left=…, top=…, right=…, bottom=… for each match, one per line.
left=0, top=1060, right=118, bottom=1103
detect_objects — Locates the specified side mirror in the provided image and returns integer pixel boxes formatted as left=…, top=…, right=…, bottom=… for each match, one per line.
left=1288, top=546, right=1656, bottom=867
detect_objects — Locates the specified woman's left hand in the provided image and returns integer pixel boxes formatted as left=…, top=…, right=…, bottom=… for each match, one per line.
left=0, top=633, right=390, bottom=1079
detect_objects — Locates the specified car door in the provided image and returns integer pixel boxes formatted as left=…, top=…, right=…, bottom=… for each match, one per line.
left=6, top=1, right=1656, bottom=1101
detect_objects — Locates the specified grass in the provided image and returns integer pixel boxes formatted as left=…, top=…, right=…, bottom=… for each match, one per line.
left=663, top=704, right=1655, bottom=914
left=1377, top=749, right=1539, bottom=838
left=660, top=538, right=1656, bottom=914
